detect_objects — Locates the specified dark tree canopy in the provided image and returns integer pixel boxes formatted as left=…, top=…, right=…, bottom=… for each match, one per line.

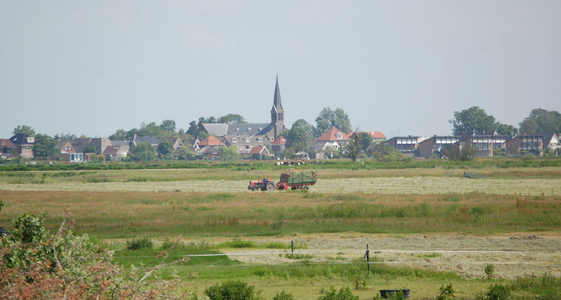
left=314, top=108, right=352, bottom=137
left=109, top=129, right=127, bottom=141
left=32, top=134, right=59, bottom=160
left=217, top=114, right=246, bottom=124
left=450, top=106, right=497, bottom=135
left=160, top=120, right=177, bottom=132
left=522, top=108, right=561, bottom=134
left=346, top=131, right=362, bottom=163
left=286, top=119, right=314, bottom=152
left=519, top=117, right=538, bottom=135
left=157, top=139, right=174, bottom=158
left=12, top=125, right=35, bottom=136
left=130, top=142, right=156, bottom=161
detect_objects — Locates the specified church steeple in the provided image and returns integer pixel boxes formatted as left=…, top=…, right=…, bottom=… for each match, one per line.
left=271, top=74, right=285, bottom=138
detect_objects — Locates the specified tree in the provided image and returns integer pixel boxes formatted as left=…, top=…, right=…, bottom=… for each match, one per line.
left=286, top=119, right=314, bottom=152
left=218, top=114, right=246, bottom=124
left=83, top=145, right=96, bottom=154
left=12, top=125, right=35, bottom=136
left=442, top=142, right=475, bottom=161
left=176, top=146, right=195, bottom=160
left=314, top=108, right=352, bottom=137
left=109, top=129, right=128, bottom=141
left=449, top=106, right=497, bottom=135
left=526, top=108, right=561, bottom=134
left=160, top=120, right=177, bottom=132
left=157, top=139, right=174, bottom=158
left=53, top=133, right=77, bottom=141
left=519, top=117, right=538, bottom=135
left=347, top=130, right=362, bottom=163
left=221, top=146, right=240, bottom=161
left=495, top=123, right=518, bottom=136
left=130, top=142, right=156, bottom=161
left=358, top=132, right=373, bottom=151
left=187, top=121, right=198, bottom=135
left=32, top=134, right=59, bottom=160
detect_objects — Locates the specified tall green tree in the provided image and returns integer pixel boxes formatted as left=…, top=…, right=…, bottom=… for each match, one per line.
left=519, top=117, right=538, bottom=135
left=160, top=120, right=177, bottom=132
left=109, top=129, right=128, bottom=141
left=346, top=131, right=362, bottom=163
left=495, top=123, right=518, bottom=136
left=157, top=139, right=174, bottom=158
left=314, top=108, right=352, bottom=137
left=357, top=132, right=373, bottom=151
left=525, top=108, right=561, bottom=134
left=12, top=125, right=35, bottom=136
left=450, top=106, right=496, bottom=135
left=130, top=142, right=156, bottom=161
left=286, top=119, right=314, bottom=152
left=218, top=114, right=246, bottom=124
left=176, top=146, right=195, bottom=160
left=32, top=134, right=59, bottom=160
left=221, top=146, right=240, bottom=161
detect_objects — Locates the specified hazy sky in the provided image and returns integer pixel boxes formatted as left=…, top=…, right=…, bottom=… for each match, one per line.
left=1, top=1, right=560, bottom=138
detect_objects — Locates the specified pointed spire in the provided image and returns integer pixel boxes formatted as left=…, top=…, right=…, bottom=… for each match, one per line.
left=273, top=74, right=282, bottom=110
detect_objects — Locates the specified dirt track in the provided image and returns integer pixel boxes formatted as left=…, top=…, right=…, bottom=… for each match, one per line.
left=229, top=233, right=561, bottom=279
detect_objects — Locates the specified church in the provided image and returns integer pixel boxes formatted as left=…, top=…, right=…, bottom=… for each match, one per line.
left=201, top=76, right=286, bottom=154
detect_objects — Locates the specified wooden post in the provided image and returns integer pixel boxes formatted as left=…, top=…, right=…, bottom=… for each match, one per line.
left=366, top=244, right=370, bottom=272
left=291, top=240, right=294, bottom=254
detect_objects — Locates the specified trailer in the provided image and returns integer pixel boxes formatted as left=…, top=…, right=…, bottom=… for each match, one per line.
left=275, top=169, right=318, bottom=190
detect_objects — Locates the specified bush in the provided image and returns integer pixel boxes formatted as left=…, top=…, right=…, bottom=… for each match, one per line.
left=126, top=236, right=154, bottom=251
left=484, top=264, right=495, bottom=279
left=475, top=284, right=511, bottom=300
left=273, top=290, right=295, bottom=300
left=436, top=284, right=455, bottom=300
left=317, top=287, right=359, bottom=300
left=205, top=280, right=261, bottom=300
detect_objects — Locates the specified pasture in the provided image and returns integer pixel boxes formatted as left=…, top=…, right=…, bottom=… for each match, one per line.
left=1, top=165, right=561, bottom=299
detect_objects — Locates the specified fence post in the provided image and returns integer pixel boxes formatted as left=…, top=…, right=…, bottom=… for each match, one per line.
left=366, top=244, right=370, bottom=272
left=291, top=240, right=294, bottom=254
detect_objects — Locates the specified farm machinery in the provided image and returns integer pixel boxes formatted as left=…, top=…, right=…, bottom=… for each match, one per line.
left=248, top=169, right=318, bottom=191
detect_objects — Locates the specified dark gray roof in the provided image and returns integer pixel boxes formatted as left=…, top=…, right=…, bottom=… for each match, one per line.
left=226, top=123, right=274, bottom=136
left=202, top=124, right=229, bottom=136
left=132, top=134, right=160, bottom=145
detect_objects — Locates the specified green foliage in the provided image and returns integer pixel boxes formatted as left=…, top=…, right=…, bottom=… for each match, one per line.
left=287, top=119, right=314, bottom=152
left=519, top=117, right=538, bottom=135
left=443, top=143, right=475, bottom=161
left=83, top=145, right=97, bottom=153
left=125, top=236, right=153, bottom=251
left=314, top=107, right=352, bottom=137
left=109, top=128, right=128, bottom=141
left=346, top=131, right=361, bottom=163
left=273, top=290, right=295, bottom=300
left=357, top=132, right=373, bottom=151
left=204, top=280, right=261, bottom=300
left=450, top=106, right=515, bottom=136
left=527, top=108, right=561, bottom=134
left=218, top=114, right=247, bottom=124
left=484, top=263, right=495, bottom=279
left=12, top=125, right=35, bottom=136
left=32, top=134, right=59, bottom=160
left=317, top=287, right=359, bottom=300
left=510, top=273, right=561, bottom=297
left=475, top=284, right=511, bottom=300
left=177, top=146, right=195, bottom=160
left=158, top=139, right=174, bottom=158
left=221, top=146, right=240, bottom=161
left=160, top=119, right=177, bottom=132
left=130, top=142, right=156, bottom=161
left=436, top=284, right=455, bottom=300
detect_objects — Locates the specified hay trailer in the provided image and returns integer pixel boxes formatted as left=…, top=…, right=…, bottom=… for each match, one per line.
left=276, top=169, right=318, bottom=190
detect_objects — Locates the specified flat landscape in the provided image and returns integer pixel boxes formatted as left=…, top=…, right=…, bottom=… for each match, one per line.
left=1, top=163, right=561, bottom=299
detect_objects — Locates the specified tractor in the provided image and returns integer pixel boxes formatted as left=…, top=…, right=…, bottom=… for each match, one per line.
left=248, top=177, right=276, bottom=191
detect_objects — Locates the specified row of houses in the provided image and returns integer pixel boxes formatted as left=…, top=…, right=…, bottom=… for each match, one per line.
left=384, top=132, right=560, bottom=158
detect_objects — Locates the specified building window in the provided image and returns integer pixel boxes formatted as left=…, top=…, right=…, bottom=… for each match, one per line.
left=257, top=138, right=263, bottom=143
left=336, top=133, right=343, bottom=139
left=232, top=138, right=237, bottom=143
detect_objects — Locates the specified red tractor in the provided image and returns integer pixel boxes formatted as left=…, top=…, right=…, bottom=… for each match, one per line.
left=248, top=177, right=276, bottom=191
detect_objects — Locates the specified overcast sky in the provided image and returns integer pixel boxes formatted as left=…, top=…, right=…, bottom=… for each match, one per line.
left=1, top=1, right=560, bottom=138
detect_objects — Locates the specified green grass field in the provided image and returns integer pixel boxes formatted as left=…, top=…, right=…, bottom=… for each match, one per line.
left=1, top=164, right=561, bottom=299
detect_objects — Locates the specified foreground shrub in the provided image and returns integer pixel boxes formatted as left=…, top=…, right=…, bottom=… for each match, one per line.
left=317, top=287, right=359, bottom=300
left=273, top=290, right=295, bottom=300
left=205, top=280, right=261, bottom=300
left=0, top=212, right=186, bottom=299
left=475, top=284, right=511, bottom=300
left=126, top=236, right=154, bottom=251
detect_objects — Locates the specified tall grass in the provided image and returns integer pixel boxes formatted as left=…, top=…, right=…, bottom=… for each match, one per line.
left=2, top=191, right=559, bottom=238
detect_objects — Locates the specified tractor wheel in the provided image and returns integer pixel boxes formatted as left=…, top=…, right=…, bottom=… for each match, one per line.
left=253, top=185, right=259, bottom=191
left=304, top=186, right=309, bottom=190
left=266, top=182, right=275, bottom=191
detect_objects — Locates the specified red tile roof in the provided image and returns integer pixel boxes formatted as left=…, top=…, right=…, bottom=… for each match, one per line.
left=272, top=137, right=287, bottom=145
left=249, top=146, right=265, bottom=154
left=103, top=146, right=122, bottom=154
left=316, top=127, right=349, bottom=141
left=0, top=139, right=16, bottom=148
left=199, top=136, right=225, bottom=147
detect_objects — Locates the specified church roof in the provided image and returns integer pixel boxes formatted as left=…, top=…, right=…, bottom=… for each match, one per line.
left=226, top=123, right=274, bottom=136
left=202, top=124, right=229, bottom=137
left=272, top=75, right=282, bottom=112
